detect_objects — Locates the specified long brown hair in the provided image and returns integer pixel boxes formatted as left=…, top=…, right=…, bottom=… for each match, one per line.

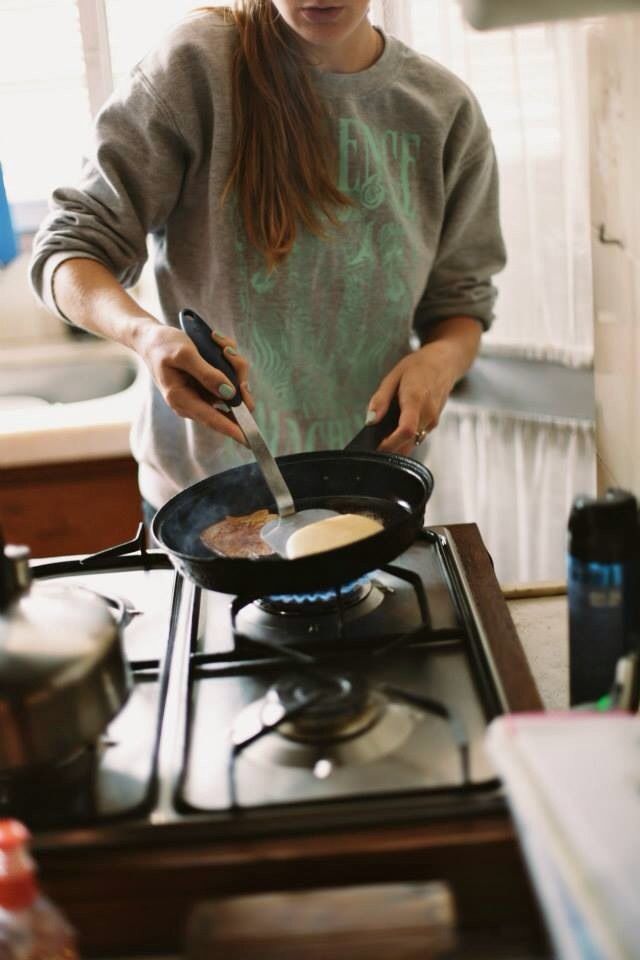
left=198, top=3, right=351, bottom=268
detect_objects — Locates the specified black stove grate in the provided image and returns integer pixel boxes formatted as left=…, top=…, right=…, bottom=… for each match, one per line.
left=192, top=531, right=466, bottom=672
left=173, top=529, right=503, bottom=822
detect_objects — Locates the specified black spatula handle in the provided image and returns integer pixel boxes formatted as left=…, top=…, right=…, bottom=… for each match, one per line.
left=179, top=308, right=241, bottom=408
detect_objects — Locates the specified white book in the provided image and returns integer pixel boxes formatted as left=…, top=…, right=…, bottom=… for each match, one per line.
left=486, top=713, right=640, bottom=960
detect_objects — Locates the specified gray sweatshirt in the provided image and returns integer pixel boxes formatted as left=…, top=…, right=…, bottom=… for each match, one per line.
left=30, top=13, right=506, bottom=509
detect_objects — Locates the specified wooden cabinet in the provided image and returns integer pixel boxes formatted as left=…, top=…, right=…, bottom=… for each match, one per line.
left=0, top=456, right=142, bottom=556
left=41, top=819, right=547, bottom=957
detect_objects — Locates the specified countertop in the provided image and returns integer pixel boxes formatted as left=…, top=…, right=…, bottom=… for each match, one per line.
left=504, top=585, right=568, bottom=710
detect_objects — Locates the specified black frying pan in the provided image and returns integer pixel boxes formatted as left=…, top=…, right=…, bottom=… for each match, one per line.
left=152, top=311, right=434, bottom=597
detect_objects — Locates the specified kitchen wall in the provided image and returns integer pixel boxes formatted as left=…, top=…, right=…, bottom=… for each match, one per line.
left=0, top=241, right=161, bottom=345
left=0, top=250, right=68, bottom=344
left=589, top=11, right=640, bottom=495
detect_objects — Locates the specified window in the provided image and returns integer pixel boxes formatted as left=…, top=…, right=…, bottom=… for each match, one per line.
left=104, top=0, right=195, bottom=84
left=404, top=0, right=594, bottom=363
left=0, top=0, right=197, bottom=231
left=0, top=0, right=91, bottom=229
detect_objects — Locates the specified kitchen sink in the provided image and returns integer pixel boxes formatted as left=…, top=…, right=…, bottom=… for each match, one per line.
left=0, top=341, right=139, bottom=408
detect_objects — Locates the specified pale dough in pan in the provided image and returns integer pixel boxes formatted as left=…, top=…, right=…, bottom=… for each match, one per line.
left=286, top=513, right=383, bottom=559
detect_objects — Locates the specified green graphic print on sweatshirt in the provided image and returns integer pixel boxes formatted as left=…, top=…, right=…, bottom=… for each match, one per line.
left=232, top=117, right=424, bottom=458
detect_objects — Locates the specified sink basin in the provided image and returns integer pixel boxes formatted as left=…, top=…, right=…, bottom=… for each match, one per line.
left=0, top=342, right=139, bottom=407
left=0, top=341, right=144, bottom=468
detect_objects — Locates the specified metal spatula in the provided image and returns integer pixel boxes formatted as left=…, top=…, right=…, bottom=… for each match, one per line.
left=179, top=309, right=337, bottom=557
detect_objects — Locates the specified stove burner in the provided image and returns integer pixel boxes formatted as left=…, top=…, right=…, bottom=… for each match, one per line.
left=231, top=675, right=418, bottom=778
left=259, top=575, right=372, bottom=616
left=262, top=672, right=382, bottom=742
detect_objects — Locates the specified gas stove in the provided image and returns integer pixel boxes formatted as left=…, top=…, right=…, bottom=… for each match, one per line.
left=5, top=523, right=529, bottom=845
left=6, top=522, right=545, bottom=956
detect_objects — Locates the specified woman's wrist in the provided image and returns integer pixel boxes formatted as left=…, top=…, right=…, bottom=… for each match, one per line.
left=419, top=315, right=482, bottom=383
left=126, top=314, right=163, bottom=355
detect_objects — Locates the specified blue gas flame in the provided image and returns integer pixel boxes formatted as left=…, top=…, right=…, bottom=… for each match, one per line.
left=266, top=574, right=372, bottom=606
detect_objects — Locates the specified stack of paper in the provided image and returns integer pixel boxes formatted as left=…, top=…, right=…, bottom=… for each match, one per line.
left=486, top=713, right=640, bottom=960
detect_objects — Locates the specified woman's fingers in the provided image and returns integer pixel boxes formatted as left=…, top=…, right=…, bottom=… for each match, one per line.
left=196, top=354, right=237, bottom=399
left=368, top=353, right=447, bottom=455
left=377, top=396, right=422, bottom=454
left=136, top=324, right=252, bottom=445
left=211, top=329, right=237, bottom=350
left=382, top=322, right=480, bottom=453
left=214, top=334, right=255, bottom=412
left=172, top=331, right=253, bottom=408
left=367, top=361, right=422, bottom=454
left=163, top=375, right=247, bottom=445
left=239, top=379, right=254, bottom=410
left=365, top=368, right=399, bottom=428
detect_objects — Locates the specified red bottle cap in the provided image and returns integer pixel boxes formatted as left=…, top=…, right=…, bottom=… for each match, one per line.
left=0, top=820, right=30, bottom=851
left=0, top=819, right=37, bottom=910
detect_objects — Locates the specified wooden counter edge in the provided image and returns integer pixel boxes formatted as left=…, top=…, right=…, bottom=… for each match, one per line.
left=446, top=523, right=544, bottom=713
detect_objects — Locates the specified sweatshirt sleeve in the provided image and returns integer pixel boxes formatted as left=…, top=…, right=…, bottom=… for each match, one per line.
left=413, top=135, right=506, bottom=340
left=29, top=64, right=188, bottom=318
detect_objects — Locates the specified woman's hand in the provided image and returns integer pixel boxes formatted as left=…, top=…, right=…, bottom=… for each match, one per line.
left=366, top=316, right=482, bottom=456
left=133, top=321, right=254, bottom=446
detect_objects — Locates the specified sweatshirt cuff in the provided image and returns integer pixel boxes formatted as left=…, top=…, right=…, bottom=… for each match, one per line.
left=40, top=250, right=104, bottom=323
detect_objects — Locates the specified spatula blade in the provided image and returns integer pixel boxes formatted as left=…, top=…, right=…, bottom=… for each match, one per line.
left=261, top=509, right=338, bottom=558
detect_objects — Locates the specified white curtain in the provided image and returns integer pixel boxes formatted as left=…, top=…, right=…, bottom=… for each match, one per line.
left=372, top=0, right=594, bottom=367
left=370, top=0, right=598, bottom=583
left=424, top=404, right=596, bottom=583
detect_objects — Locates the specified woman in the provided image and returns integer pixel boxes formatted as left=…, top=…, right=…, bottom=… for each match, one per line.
left=30, top=1, right=505, bottom=520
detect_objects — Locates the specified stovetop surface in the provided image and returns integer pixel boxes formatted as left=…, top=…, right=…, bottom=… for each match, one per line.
left=15, top=527, right=509, bottom=847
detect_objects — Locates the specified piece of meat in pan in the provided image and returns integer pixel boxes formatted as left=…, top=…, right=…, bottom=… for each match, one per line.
left=199, top=509, right=277, bottom=558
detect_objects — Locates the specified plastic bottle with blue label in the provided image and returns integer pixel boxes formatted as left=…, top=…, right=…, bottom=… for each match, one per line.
left=568, top=488, right=640, bottom=705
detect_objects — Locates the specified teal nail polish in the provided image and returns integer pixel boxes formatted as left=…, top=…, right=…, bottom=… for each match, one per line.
left=224, top=346, right=238, bottom=357
left=365, top=409, right=377, bottom=426
left=219, top=383, right=236, bottom=399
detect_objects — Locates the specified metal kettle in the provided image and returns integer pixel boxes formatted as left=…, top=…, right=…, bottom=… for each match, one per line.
left=0, top=534, right=132, bottom=773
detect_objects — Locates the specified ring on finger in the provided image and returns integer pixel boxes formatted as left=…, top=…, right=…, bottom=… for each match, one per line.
left=414, top=426, right=428, bottom=446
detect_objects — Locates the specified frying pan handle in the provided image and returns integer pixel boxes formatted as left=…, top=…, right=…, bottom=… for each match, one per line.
left=344, top=395, right=401, bottom=453
left=179, top=308, right=242, bottom=408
